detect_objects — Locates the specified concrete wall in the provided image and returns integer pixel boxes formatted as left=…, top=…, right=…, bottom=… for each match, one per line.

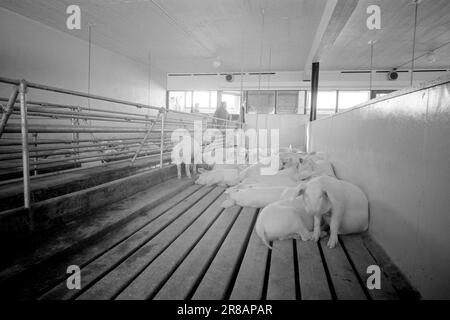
left=0, top=7, right=167, bottom=117
left=246, top=114, right=309, bottom=149
left=309, top=75, right=450, bottom=299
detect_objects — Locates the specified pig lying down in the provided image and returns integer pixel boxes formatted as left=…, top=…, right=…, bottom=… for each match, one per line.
left=195, top=167, right=241, bottom=187
left=296, top=176, right=369, bottom=248
left=298, top=157, right=336, bottom=181
left=255, top=197, right=320, bottom=249
left=221, top=185, right=298, bottom=208
left=231, top=160, right=300, bottom=191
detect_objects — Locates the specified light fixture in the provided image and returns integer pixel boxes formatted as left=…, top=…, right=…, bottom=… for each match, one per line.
left=213, top=59, right=222, bottom=68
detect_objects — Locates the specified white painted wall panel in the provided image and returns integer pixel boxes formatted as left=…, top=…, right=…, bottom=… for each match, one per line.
left=309, top=76, right=450, bottom=299
left=0, top=8, right=166, bottom=111
left=246, top=114, right=309, bottom=149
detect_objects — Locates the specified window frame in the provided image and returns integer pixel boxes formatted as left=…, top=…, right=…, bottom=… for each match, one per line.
left=245, top=90, right=277, bottom=115
left=336, top=90, right=371, bottom=113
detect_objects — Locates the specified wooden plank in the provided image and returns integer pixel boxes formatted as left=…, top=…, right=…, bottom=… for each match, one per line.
left=153, top=205, right=241, bottom=300
left=340, top=235, right=399, bottom=300
left=192, top=207, right=257, bottom=300
left=116, top=191, right=227, bottom=300
left=296, top=240, right=332, bottom=300
left=40, top=184, right=205, bottom=300
left=320, top=237, right=367, bottom=300
left=267, top=240, right=296, bottom=300
left=229, top=220, right=269, bottom=300
left=75, top=186, right=221, bottom=300
left=0, top=176, right=192, bottom=294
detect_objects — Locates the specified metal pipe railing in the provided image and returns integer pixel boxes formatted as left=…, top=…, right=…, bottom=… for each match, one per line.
left=0, top=146, right=173, bottom=170
left=0, top=77, right=162, bottom=112
left=0, top=138, right=171, bottom=155
left=0, top=76, right=243, bottom=230
left=0, top=140, right=172, bottom=161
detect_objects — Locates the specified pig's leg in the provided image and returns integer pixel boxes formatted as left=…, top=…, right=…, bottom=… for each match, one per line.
left=177, top=164, right=182, bottom=179
left=185, top=163, right=191, bottom=178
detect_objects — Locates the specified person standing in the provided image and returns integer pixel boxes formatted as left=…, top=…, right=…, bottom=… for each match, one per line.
left=213, top=101, right=230, bottom=127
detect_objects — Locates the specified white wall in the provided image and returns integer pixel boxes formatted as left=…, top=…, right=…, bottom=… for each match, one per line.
left=0, top=7, right=166, bottom=112
left=245, top=114, right=308, bottom=149
left=309, top=75, right=450, bottom=299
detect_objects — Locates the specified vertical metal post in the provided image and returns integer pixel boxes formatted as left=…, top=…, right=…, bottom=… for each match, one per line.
left=0, top=86, right=19, bottom=139
left=71, top=106, right=80, bottom=167
left=33, top=133, right=38, bottom=176
left=19, top=80, right=33, bottom=229
left=310, top=62, right=320, bottom=122
left=335, top=90, right=340, bottom=114
left=76, top=107, right=81, bottom=165
left=369, top=40, right=375, bottom=93
left=160, top=108, right=166, bottom=168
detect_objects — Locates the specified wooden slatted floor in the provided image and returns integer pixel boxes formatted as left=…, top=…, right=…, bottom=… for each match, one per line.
left=15, top=185, right=414, bottom=300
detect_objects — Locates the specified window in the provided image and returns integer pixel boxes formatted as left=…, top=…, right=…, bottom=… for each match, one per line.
left=307, top=91, right=338, bottom=115
left=221, top=91, right=241, bottom=115
left=247, top=91, right=275, bottom=114
left=193, top=91, right=217, bottom=114
left=276, top=91, right=299, bottom=114
left=185, top=91, right=192, bottom=111
left=168, top=91, right=191, bottom=113
left=298, top=91, right=307, bottom=114
left=371, top=90, right=396, bottom=99
left=338, top=91, right=370, bottom=112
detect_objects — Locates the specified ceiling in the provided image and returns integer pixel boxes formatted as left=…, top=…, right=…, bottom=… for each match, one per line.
left=319, top=0, right=450, bottom=71
left=0, top=0, right=449, bottom=73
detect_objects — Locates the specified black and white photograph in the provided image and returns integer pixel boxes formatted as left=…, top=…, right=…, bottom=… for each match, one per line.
left=0, top=0, right=449, bottom=307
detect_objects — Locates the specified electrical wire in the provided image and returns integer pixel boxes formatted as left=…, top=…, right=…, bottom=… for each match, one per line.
left=256, top=8, right=266, bottom=159
left=410, top=0, right=420, bottom=86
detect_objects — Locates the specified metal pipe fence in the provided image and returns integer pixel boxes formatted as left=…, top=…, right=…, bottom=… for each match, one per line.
left=0, top=77, right=243, bottom=223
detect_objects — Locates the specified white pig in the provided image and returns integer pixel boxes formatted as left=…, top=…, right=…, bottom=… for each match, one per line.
left=295, top=176, right=369, bottom=249
left=255, top=197, right=317, bottom=249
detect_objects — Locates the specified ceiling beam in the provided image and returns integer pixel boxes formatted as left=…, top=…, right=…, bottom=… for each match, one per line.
left=303, top=0, right=359, bottom=79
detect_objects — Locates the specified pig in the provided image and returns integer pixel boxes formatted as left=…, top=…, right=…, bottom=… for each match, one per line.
left=295, top=176, right=369, bottom=249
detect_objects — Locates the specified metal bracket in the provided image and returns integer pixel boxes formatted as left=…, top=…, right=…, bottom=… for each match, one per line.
left=131, top=110, right=162, bottom=165
left=0, top=86, right=19, bottom=139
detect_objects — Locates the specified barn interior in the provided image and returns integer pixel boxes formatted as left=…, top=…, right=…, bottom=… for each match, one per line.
left=0, top=0, right=449, bottom=300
